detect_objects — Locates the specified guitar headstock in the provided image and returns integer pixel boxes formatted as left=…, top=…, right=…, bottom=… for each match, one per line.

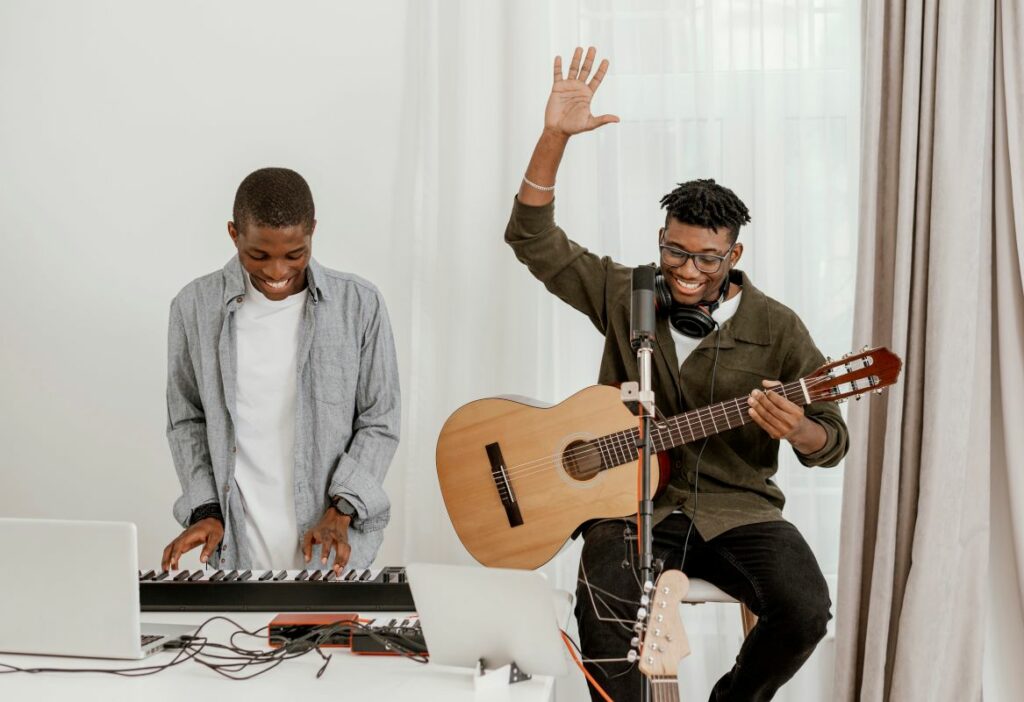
left=637, top=569, right=691, bottom=680
left=803, top=346, right=903, bottom=404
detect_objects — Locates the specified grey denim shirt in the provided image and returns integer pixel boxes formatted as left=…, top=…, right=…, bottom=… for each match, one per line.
left=166, top=256, right=400, bottom=570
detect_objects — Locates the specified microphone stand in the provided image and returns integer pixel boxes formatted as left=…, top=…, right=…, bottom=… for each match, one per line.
left=635, top=334, right=656, bottom=702
left=633, top=336, right=656, bottom=594
left=625, top=265, right=659, bottom=702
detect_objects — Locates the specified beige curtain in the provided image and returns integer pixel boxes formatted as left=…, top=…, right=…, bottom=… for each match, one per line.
left=986, top=1, right=1024, bottom=700
left=834, top=0, right=1005, bottom=699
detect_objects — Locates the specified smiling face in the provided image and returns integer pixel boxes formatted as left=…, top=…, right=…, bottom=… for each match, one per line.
left=228, top=219, right=315, bottom=300
left=658, top=217, right=743, bottom=306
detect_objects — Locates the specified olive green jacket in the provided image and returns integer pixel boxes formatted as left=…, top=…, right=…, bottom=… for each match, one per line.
left=505, top=197, right=849, bottom=539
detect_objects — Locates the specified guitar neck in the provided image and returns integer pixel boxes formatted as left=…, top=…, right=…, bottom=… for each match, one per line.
left=596, top=379, right=808, bottom=465
left=648, top=676, right=681, bottom=701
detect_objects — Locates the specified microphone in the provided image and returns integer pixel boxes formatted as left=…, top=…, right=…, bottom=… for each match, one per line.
left=630, top=265, right=657, bottom=349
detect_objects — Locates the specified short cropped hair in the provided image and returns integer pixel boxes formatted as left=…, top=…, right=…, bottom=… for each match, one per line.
left=232, top=167, right=315, bottom=233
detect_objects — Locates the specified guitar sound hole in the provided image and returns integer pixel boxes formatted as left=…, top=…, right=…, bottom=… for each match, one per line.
left=563, top=440, right=602, bottom=481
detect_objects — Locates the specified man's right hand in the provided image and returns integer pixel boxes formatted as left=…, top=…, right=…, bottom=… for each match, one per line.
left=161, top=518, right=224, bottom=571
left=545, top=46, right=619, bottom=137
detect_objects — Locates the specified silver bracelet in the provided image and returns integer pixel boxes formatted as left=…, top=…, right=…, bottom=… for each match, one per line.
left=522, top=175, right=556, bottom=192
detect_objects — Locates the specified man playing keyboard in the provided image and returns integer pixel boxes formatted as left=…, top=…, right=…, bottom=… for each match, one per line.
left=160, top=167, right=400, bottom=576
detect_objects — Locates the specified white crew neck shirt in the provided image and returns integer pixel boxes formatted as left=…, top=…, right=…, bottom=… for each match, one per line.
left=669, top=291, right=743, bottom=366
left=233, top=272, right=307, bottom=569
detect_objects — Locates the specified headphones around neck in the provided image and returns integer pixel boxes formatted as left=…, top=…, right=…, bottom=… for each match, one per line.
left=654, top=268, right=741, bottom=338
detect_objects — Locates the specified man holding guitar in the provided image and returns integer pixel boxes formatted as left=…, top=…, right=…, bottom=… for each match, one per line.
left=505, top=48, right=850, bottom=701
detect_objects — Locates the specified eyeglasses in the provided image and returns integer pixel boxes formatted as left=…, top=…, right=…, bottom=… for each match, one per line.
left=658, top=241, right=734, bottom=274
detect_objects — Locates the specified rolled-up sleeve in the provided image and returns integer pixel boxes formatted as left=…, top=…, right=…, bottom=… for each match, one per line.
left=328, top=290, right=400, bottom=532
left=505, top=196, right=622, bottom=334
left=166, top=298, right=218, bottom=526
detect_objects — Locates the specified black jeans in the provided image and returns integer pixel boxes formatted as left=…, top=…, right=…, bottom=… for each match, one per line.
left=574, top=514, right=831, bottom=702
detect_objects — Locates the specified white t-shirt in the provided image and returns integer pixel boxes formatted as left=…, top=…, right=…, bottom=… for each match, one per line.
left=233, top=273, right=306, bottom=569
left=669, top=291, right=743, bottom=366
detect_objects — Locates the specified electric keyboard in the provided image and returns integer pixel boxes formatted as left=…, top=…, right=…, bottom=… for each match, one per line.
left=139, top=566, right=414, bottom=612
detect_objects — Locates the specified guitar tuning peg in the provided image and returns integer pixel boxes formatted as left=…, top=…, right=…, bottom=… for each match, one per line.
left=842, top=353, right=850, bottom=359
left=826, top=356, right=833, bottom=363
left=874, top=388, right=884, bottom=395
left=855, top=395, right=862, bottom=401
left=861, top=345, right=870, bottom=352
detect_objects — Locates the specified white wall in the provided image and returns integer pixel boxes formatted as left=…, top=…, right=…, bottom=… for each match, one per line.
left=0, top=0, right=414, bottom=568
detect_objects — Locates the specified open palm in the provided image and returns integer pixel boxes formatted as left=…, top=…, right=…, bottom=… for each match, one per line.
left=545, top=47, right=619, bottom=136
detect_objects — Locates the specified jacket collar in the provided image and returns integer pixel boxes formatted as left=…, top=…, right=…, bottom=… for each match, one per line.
left=222, top=255, right=326, bottom=306
left=652, top=268, right=772, bottom=370
left=693, top=269, right=772, bottom=351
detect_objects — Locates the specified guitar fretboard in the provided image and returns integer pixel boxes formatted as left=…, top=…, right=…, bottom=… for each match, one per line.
left=593, top=380, right=807, bottom=469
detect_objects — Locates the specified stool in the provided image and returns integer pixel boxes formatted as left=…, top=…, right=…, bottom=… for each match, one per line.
left=682, top=578, right=758, bottom=637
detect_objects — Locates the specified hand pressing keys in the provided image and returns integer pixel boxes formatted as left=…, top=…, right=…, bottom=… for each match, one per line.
left=302, top=508, right=352, bottom=576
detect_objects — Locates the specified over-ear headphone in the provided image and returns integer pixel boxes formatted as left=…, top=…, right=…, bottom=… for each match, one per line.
left=654, top=269, right=740, bottom=338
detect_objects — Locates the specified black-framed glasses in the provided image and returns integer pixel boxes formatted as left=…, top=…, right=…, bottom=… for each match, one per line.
left=658, top=242, right=734, bottom=274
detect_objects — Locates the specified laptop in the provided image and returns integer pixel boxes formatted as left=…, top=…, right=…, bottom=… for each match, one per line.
left=0, top=518, right=198, bottom=659
left=406, top=562, right=569, bottom=677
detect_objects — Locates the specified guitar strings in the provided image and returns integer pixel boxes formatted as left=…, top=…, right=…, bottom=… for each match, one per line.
left=499, top=375, right=828, bottom=482
left=487, top=375, right=836, bottom=497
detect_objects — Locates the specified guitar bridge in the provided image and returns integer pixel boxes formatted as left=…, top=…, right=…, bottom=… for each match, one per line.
left=486, top=442, right=524, bottom=528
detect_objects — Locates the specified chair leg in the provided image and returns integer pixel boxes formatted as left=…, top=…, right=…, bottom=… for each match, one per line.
left=740, top=603, right=758, bottom=638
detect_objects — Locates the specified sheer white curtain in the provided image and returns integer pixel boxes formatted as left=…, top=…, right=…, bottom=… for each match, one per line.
left=396, top=1, right=860, bottom=699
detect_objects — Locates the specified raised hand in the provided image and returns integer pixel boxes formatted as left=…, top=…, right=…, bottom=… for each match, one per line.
left=545, top=47, right=619, bottom=137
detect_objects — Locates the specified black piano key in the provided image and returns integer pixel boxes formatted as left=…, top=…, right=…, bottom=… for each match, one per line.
left=238, top=570, right=252, bottom=581
left=325, top=570, right=337, bottom=582
left=344, top=569, right=359, bottom=581
left=188, top=570, right=204, bottom=581
left=295, top=570, right=310, bottom=581
left=140, top=570, right=156, bottom=581
left=273, top=570, right=288, bottom=581
left=173, top=570, right=191, bottom=581
left=153, top=570, right=170, bottom=581
left=222, top=570, right=239, bottom=582
left=309, top=570, right=323, bottom=581
left=258, top=571, right=274, bottom=581
left=209, top=570, right=226, bottom=582
left=358, top=569, right=373, bottom=581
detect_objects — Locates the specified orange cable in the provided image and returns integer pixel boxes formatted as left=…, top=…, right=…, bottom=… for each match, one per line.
left=561, top=630, right=615, bottom=702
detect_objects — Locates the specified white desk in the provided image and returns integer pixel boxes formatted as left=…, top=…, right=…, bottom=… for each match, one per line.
left=0, top=611, right=555, bottom=702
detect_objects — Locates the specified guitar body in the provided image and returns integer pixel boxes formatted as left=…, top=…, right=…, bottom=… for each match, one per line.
left=436, top=385, right=665, bottom=570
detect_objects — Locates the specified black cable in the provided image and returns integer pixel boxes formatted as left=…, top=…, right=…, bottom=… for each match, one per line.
left=0, top=616, right=427, bottom=680
left=680, top=316, right=723, bottom=572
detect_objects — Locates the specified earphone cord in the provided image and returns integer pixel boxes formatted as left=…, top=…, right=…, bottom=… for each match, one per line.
left=679, top=316, right=723, bottom=572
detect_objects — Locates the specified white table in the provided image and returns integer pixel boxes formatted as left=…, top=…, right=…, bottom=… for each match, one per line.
left=0, top=611, right=555, bottom=702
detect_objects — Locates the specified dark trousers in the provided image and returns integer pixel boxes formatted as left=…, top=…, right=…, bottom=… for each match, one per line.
left=575, top=514, right=831, bottom=702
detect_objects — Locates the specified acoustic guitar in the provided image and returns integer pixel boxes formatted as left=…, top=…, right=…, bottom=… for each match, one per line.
left=435, top=347, right=902, bottom=569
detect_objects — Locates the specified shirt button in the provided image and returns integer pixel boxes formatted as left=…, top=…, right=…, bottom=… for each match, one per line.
left=231, top=446, right=237, bottom=453
left=224, top=485, right=231, bottom=494
left=235, top=296, right=243, bottom=303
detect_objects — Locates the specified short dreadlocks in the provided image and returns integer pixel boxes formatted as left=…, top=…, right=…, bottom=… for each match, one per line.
left=659, top=179, right=751, bottom=243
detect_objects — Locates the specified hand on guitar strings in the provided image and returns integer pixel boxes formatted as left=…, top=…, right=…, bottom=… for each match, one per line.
left=747, top=379, right=827, bottom=454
